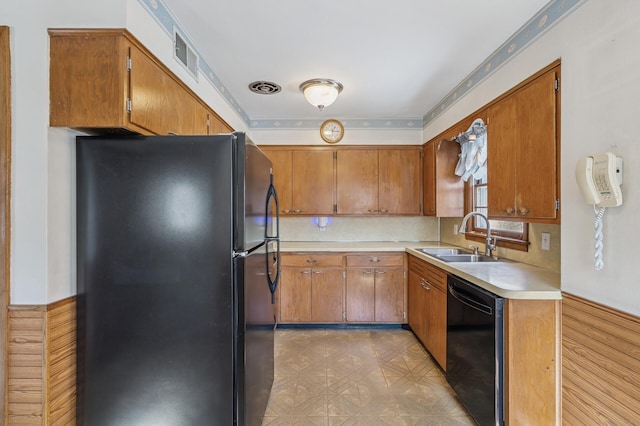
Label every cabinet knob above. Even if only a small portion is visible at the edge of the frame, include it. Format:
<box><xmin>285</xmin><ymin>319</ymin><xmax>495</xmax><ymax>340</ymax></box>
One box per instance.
<box><xmin>429</xmin><ymin>208</ymin><xmax>435</xmax><ymax>213</ymax></box>
<box><xmin>519</xmin><ymin>207</ymin><xmax>530</xmax><ymax>216</ymax></box>
<box><xmin>504</xmin><ymin>208</ymin><xmax>515</xmax><ymax>215</ymax></box>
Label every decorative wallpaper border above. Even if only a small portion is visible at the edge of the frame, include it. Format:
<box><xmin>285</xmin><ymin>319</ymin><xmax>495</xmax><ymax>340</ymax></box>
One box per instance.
<box><xmin>422</xmin><ymin>0</ymin><xmax>585</xmax><ymax>128</ymax></box>
<box><xmin>137</xmin><ymin>0</ymin><xmax>584</xmax><ymax>130</ymax></box>
<box><xmin>248</xmin><ymin>118</ymin><xmax>421</xmax><ymax>131</ymax></box>
<box><xmin>136</xmin><ymin>0</ymin><xmax>251</xmax><ymax>125</ymax></box>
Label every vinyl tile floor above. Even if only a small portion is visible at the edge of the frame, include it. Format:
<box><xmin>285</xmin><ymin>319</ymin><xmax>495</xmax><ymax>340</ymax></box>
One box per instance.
<box><xmin>262</xmin><ymin>328</ymin><xmax>475</xmax><ymax>425</ymax></box>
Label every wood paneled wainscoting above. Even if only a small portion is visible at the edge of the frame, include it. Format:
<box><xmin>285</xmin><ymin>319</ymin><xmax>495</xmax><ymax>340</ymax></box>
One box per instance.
<box><xmin>562</xmin><ymin>293</ymin><xmax>640</xmax><ymax>424</ymax></box>
<box><xmin>7</xmin><ymin>297</ymin><xmax>76</xmax><ymax>425</ymax></box>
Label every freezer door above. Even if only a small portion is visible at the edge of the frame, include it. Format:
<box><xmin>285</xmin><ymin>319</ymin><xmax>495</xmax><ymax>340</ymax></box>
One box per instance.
<box><xmin>235</xmin><ymin>134</ymin><xmax>273</xmax><ymax>251</ymax></box>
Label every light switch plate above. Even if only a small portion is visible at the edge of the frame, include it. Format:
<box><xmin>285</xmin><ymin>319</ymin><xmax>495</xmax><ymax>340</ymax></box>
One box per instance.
<box><xmin>541</xmin><ymin>232</ymin><xmax>551</xmax><ymax>251</ymax></box>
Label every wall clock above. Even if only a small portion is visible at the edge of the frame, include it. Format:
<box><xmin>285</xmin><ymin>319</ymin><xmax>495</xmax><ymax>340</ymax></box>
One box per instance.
<box><xmin>320</xmin><ymin>119</ymin><xmax>344</xmax><ymax>144</ymax></box>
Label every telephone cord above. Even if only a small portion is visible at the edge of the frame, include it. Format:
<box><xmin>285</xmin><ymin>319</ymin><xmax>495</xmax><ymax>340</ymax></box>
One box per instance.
<box><xmin>594</xmin><ymin>206</ymin><xmax>606</xmax><ymax>270</ymax></box>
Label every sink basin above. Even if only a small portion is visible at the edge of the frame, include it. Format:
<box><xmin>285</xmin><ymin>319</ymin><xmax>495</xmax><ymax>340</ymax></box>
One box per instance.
<box><xmin>417</xmin><ymin>248</ymin><xmax>470</xmax><ymax>256</ymax></box>
<box><xmin>435</xmin><ymin>254</ymin><xmax>501</xmax><ymax>263</ymax></box>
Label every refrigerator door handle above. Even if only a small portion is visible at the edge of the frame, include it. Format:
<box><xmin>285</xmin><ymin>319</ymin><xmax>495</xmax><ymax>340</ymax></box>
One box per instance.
<box><xmin>267</xmin><ymin>239</ymin><xmax>281</xmax><ymax>303</ymax></box>
<box><xmin>265</xmin><ymin>175</ymin><xmax>280</xmax><ymax>240</ymax></box>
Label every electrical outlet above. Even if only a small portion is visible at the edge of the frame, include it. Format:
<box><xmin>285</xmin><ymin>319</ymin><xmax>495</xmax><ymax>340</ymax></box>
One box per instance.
<box><xmin>453</xmin><ymin>224</ymin><xmax>458</xmax><ymax>235</ymax></box>
<box><xmin>541</xmin><ymin>232</ymin><xmax>551</xmax><ymax>251</ymax></box>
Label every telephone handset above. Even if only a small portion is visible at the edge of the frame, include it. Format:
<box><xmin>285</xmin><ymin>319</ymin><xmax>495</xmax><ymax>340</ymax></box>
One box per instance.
<box><xmin>575</xmin><ymin>152</ymin><xmax>623</xmax><ymax>271</ymax></box>
<box><xmin>575</xmin><ymin>152</ymin><xmax>623</xmax><ymax>207</ymax></box>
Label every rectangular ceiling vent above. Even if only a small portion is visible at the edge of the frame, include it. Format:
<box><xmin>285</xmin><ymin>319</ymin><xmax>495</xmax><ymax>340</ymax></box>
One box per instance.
<box><xmin>173</xmin><ymin>28</ymin><xmax>199</xmax><ymax>81</ymax></box>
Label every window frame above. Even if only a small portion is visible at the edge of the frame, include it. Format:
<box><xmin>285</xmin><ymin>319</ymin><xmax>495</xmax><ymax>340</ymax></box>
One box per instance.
<box><xmin>464</xmin><ymin>179</ymin><xmax>530</xmax><ymax>252</ymax></box>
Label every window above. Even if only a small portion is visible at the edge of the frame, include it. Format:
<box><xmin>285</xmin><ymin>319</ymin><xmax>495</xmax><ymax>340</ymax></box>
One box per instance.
<box><xmin>466</xmin><ymin>173</ymin><xmax>529</xmax><ymax>251</ymax></box>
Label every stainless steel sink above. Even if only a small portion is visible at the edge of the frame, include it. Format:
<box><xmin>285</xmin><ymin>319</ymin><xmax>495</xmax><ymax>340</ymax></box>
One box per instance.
<box><xmin>435</xmin><ymin>254</ymin><xmax>501</xmax><ymax>263</ymax></box>
<box><xmin>417</xmin><ymin>248</ymin><xmax>470</xmax><ymax>256</ymax></box>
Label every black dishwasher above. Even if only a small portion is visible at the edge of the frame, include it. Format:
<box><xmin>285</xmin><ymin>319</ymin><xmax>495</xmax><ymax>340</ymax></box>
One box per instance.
<box><xmin>446</xmin><ymin>274</ymin><xmax>504</xmax><ymax>426</ymax></box>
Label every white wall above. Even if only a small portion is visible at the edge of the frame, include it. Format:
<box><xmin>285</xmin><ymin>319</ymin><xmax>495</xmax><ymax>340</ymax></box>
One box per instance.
<box><xmin>5</xmin><ymin>0</ymin><xmax>128</xmax><ymax>304</ymax></box>
<box><xmin>423</xmin><ymin>0</ymin><xmax>640</xmax><ymax>315</ymax></box>
<box><xmin>5</xmin><ymin>0</ymin><xmax>250</xmax><ymax>304</ymax></box>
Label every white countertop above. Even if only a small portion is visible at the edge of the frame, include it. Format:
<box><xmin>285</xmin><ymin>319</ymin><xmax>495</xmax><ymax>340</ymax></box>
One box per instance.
<box><xmin>280</xmin><ymin>241</ymin><xmax>561</xmax><ymax>300</ymax></box>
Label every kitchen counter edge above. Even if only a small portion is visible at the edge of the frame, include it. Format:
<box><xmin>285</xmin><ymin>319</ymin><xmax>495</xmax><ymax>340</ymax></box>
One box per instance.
<box><xmin>279</xmin><ymin>241</ymin><xmax>561</xmax><ymax>300</ymax></box>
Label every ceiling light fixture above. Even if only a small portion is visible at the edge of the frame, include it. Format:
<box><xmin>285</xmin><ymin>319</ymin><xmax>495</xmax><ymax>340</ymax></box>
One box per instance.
<box><xmin>299</xmin><ymin>79</ymin><xmax>343</xmax><ymax>111</ymax></box>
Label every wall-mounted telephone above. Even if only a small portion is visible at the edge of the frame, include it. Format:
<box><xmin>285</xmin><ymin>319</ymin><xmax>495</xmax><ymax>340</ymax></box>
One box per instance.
<box><xmin>575</xmin><ymin>152</ymin><xmax>623</xmax><ymax>207</ymax></box>
<box><xmin>575</xmin><ymin>152</ymin><xmax>623</xmax><ymax>271</ymax></box>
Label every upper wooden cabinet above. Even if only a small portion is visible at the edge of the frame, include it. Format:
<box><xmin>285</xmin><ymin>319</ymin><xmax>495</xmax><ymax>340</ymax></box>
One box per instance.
<box><xmin>423</xmin><ymin>137</ymin><xmax>463</xmax><ymax>217</ymax></box>
<box><xmin>337</xmin><ymin>148</ymin><xmax>421</xmax><ymax>215</ymax></box>
<box><xmin>49</xmin><ymin>29</ymin><xmax>232</xmax><ymax>135</ymax></box>
<box><xmin>486</xmin><ymin>64</ymin><xmax>560</xmax><ymax>223</ymax></box>
<box><xmin>261</xmin><ymin>147</ymin><xmax>335</xmax><ymax>215</ymax></box>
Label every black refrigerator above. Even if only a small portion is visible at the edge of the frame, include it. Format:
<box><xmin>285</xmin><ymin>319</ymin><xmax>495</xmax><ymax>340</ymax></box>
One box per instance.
<box><xmin>76</xmin><ymin>132</ymin><xmax>280</xmax><ymax>426</ymax></box>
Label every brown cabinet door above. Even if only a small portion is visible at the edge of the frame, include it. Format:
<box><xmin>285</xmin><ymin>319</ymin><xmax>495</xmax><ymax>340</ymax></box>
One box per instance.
<box><xmin>262</xmin><ymin>149</ymin><xmax>293</xmax><ymax>214</ymax></box>
<box><xmin>408</xmin><ymin>269</ymin><xmax>427</xmax><ymax>344</ymax></box>
<box><xmin>514</xmin><ymin>70</ymin><xmax>558</xmax><ymax>221</ymax></box>
<box><xmin>378</xmin><ymin>149</ymin><xmax>421</xmax><ymax>215</ymax></box>
<box><xmin>310</xmin><ymin>268</ymin><xmax>344</xmax><ymax>322</ymax></box>
<box><xmin>346</xmin><ymin>269</ymin><xmax>375</xmax><ymax>322</ymax></box>
<box><xmin>279</xmin><ymin>267</ymin><xmax>312</xmax><ymax>322</ymax></box>
<box><xmin>427</xmin><ymin>286</ymin><xmax>447</xmax><ymax>370</ymax></box>
<box><xmin>487</xmin><ymin>66</ymin><xmax>559</xmax><ymax>222</ymax></box>
<box><xmin>337</xmin><ymin>149</ymin><xmax>379</xmax><ymax>214</ymax></box>
<box><xmin>129</xmin><ymin>45</ymin><xmax>207</xmax><ymax>135</ymax></box>
<box><xmin>423</xmin><ymin>142</ymin><xmax>436</xmax><ymax>216</ymax></box>
<box><xmin>374</xmin><ymin>267</ymin><xmax>405</xmax><ymax>322</ymax></box>
<box><xmin>49</xmin><ymin>32</ymin><xmax>129</xmax><ymax>129</ymax></box>
<box><xmin>292</xmin><ymin>150</ymin><xmax>335</xmax><ymax>215</ymax></box>
<box><xmin>487</xmin><ymin>95</ymin><xmax>518</xmax><ymax>218</ymax></box>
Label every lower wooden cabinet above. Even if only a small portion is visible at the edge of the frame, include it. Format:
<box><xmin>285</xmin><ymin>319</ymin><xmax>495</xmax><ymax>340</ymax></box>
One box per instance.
<box><xmin>408</xmin><ymin>255</ymin><xmax>447</xmax><ymax>369</ymax></box>
<box><xmin>277</xmin><ymin>252</ymin><xmax>407</xmax><ymax>324</ymax></box>
<box><xmin>345</xmin><ymin>254</ymin><xmax>405</xmax><ymax>323</ymax></box>
<box><xmin>279</xmin><ymin>253</ymin><xmax>344</xmax><ymax>323</ymax></box>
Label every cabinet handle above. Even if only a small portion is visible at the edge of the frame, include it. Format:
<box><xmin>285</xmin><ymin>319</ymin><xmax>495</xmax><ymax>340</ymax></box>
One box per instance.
<box><xmin>429</xmin><ymin>208</ymin><xmax>435</xmax><ymax>213</ymax></box>
<box><xmin>313</xmin><ymin>270</ymin><xmax>324</xmax><ymax>275</ymax></box>
<box><xmin>300</xmin><ymin>270</ymin><xmax>311</xmax><ymax>275</ymax></box>
<box><xmin>380</xmin><ymin>209</ymin><xmax>389</xmax><ymax>213</ymax></box>
<box><xmin>369</xmin><ymin>257</ymin><xmax>380</xmax><ymax>263</ymax></box>
<box><xmin>294</xmin><ymin>209</ymin><xmax>302</xmax><ymax>213</ymax></box>
<box><xmin>519</xmin><ymin>207</ymin><xmax>530</xmax><ymax>216</ymax></box>
<box><xmin>282</xmin><ymin>209</ymin><xmax>291</xmax><ymax>213</ymax></box>
<box><xmin>306</xmin><ymin>259</ymin><xmax>318</xmax><ymax>264</ymax></box>
<box><xmin>363</xmin><ymin>270</ymin><xmax>375</xmax><ymax>275</ymax></box>
<box><xmin>504</xmin><ymin>208</ymin><xmax>515</xmax><ymax>215</ymax></box>
<box><xmin>376</xmin><ymin>270</ymin><xmax>387</xmax><ymax>275</ymax></box>
<box><xmin>367</xmin><ymin>209</ymin><xmax>376</xmax><ymax>213</ymax></box>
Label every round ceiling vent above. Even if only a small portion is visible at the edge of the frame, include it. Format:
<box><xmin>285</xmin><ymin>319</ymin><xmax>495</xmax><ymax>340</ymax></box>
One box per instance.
<box><xmin>248</xmin><ymin>81</ymin><xmax>282</xmax><ymax>95</ymax></box>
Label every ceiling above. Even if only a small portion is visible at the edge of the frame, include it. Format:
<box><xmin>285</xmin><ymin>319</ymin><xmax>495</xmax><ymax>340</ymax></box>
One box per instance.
<box><xmin>159</xmin><ymin>0</ymin><xmax>551</xmax><ymax>123</ymax></box>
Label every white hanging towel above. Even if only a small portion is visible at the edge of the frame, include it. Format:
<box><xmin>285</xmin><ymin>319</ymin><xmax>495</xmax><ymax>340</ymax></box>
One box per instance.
<box><xmin>454</xmin><ymin>118</ymin><xmax>487</xmax><ymax>181</ymax></box>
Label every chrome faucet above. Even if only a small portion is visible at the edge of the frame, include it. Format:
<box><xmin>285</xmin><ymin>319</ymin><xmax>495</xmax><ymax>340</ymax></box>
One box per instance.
<box><xmin>459</xmin><ymin>212</ymin><xmax>496</xmax><ymax>257</ymax></box>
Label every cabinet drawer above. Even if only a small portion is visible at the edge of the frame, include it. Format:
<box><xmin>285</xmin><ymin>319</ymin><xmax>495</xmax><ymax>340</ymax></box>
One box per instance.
<box><xmin>281</xmin><ymin>253</ymin><xmax>344</xmax><ymax>267</ymax></box>
<box><xmin>409</xmin><ymin>256</ymin><xmax>429</xmax><ymax>276</ymax></box>
<box><xmin>425</xmin><ymin>263</ymin><xmax>447</xmax><ymax>292</ymax></box>
<box><xmin>409</xmin><ymin>256</ymin><xmax>446</xmax><ymax>292</ymax></box>
<box><xmin>346</xmin><ymin>254</ymin><xmax>404</xmax><ymax>267</ymax></box>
